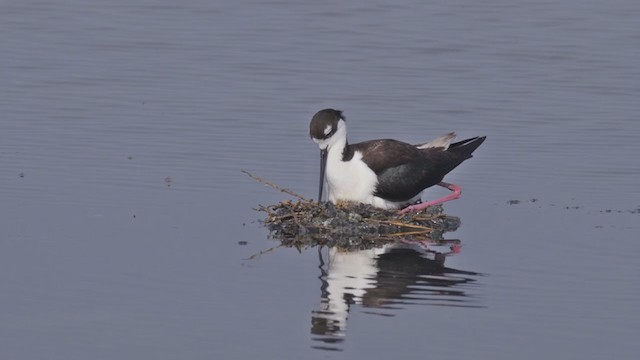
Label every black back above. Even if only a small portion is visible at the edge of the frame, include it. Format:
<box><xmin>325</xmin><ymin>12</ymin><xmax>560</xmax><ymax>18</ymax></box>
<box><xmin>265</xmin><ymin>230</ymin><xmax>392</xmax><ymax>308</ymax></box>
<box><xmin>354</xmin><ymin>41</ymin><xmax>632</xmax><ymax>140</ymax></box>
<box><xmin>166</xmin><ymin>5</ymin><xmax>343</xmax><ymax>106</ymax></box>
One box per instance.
<box><xmin>349</xmin><ymin>136</ymin><xmax>486</xmax><ymax>202</ymax></box>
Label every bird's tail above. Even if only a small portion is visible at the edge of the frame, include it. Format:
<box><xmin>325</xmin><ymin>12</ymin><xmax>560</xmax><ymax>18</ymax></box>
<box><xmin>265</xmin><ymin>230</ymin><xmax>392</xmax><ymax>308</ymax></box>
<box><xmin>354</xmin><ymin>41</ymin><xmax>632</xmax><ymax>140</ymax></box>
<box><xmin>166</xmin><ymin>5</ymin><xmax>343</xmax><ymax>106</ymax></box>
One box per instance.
<box><xmin>416</xmin><ymin>132</ymin><xmax>457</xmax><ymax>150</ymax></box>
<box><xmin>448</xmin><ymin>136</ymin><xmax>486</xmax><ymax>158</ymax></box>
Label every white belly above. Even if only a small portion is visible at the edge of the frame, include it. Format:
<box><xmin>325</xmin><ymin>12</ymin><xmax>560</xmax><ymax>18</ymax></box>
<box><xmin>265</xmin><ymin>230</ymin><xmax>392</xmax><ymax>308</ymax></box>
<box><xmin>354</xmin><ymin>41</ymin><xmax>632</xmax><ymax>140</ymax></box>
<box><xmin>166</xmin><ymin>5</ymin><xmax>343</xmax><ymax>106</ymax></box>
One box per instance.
<box><xmin>324</xmin><ymin>150</ymin><xmax>414</xmax><ymax>210</ymax></box>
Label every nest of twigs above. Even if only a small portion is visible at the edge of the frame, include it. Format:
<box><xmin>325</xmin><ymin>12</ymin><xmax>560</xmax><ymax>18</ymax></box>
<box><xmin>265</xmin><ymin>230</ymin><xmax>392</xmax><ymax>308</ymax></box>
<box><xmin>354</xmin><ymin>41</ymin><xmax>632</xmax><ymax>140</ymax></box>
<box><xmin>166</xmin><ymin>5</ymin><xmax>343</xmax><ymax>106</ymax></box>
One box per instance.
<box><xmin>244</xmin><ymin>170</ymin><xmax>461</xmax><ymax>251</ymax></box>
<box><xmin>257</xmin><ymin>199</ymin><xmax>460</xmax><ymax>249</ymax></box>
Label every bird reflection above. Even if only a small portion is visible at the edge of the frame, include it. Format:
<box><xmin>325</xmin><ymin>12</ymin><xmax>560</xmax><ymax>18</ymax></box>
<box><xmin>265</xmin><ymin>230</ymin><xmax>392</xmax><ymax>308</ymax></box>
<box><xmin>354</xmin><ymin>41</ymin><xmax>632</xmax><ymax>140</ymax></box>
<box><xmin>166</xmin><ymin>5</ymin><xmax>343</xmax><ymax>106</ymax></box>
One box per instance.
<box><xmin>310</xmin><ymin>243</ymin><xmax>479</xmax><ymax>350</ymax></box>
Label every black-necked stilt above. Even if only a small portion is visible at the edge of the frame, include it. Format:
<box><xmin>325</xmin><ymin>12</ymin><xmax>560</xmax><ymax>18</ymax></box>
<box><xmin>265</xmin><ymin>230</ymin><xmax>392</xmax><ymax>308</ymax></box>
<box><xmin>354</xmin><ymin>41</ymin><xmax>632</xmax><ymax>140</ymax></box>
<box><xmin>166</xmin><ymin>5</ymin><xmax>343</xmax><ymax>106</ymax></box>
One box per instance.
<box><xmin>309</xmin><ymin>109</ymin><xmax>486</xmax><ymax>213</ymax></box>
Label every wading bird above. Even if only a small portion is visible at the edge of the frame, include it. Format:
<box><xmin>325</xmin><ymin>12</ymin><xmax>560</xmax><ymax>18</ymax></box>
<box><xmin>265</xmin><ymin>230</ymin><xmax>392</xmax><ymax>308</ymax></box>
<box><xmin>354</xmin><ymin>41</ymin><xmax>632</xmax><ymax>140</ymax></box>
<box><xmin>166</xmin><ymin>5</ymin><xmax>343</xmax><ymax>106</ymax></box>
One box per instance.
<box><xmin>309</xmin><ymin>109</ymin><xmax>485</xmax><ymax>213</ymax></box>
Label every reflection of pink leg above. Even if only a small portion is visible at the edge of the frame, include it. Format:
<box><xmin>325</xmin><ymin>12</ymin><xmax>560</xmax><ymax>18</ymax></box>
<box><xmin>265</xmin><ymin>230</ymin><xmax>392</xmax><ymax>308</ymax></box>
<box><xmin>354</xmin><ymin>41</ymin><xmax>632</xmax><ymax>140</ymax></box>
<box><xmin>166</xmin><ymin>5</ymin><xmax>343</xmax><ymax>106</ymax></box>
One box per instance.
<box><xmin>399</xmin><ymin>182</ymin><xmax>462</xmax><ymax>214</ymax></box>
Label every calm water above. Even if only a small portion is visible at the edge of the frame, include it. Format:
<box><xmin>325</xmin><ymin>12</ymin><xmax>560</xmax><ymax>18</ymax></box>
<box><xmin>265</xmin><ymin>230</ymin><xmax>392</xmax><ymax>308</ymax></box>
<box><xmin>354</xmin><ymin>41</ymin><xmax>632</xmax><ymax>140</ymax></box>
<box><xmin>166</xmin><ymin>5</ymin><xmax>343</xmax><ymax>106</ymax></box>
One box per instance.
<box><xmin>1</xmin><ymin>0</ymin><xmax>639</xmax><ymax>359</ymax></box>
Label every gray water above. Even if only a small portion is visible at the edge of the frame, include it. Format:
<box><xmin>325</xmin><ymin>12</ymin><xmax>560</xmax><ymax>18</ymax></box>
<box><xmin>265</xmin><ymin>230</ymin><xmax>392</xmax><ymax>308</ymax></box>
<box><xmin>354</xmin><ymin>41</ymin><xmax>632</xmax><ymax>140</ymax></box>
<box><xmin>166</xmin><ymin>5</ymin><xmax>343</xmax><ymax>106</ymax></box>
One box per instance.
<box><xmin>1</xmin><ymin>0</ymin><xmax>639</xmax><ymax>359</ymax></box>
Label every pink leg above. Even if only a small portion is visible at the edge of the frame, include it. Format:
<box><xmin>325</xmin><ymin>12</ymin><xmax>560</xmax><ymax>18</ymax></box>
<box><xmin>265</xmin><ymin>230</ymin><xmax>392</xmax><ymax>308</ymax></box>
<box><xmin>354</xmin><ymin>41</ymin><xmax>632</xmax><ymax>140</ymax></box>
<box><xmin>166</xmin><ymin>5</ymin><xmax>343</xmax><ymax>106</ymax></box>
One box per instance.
<box><xmin>398</xmin><ymin>182</ymin><xmax>462</xmax><ymax>214</ymax></box>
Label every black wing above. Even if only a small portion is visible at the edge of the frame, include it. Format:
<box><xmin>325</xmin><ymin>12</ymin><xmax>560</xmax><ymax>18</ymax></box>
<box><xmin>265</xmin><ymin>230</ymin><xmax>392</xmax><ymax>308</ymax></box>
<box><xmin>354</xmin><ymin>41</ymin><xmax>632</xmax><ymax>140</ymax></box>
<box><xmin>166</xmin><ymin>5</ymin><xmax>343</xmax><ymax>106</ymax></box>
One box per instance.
<box><xmin>353</xmin><ymin>137</ymin><xmax>486</xmax><ymax>202</ymax></box>
<box><xmin>349</xmin><ymin>139</ymin><xmax>423</xmax><ymax>174</ymax></box>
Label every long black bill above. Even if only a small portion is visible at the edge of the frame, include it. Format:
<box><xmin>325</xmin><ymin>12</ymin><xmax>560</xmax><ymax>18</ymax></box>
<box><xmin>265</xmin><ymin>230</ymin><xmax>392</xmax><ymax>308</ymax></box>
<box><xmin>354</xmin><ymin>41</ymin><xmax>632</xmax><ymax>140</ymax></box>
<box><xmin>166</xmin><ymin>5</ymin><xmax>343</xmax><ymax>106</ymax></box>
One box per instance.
<box><xmin>318</xmin><ymin>149</ymin><xmax>328</xmax><ymax>203</ymax></box>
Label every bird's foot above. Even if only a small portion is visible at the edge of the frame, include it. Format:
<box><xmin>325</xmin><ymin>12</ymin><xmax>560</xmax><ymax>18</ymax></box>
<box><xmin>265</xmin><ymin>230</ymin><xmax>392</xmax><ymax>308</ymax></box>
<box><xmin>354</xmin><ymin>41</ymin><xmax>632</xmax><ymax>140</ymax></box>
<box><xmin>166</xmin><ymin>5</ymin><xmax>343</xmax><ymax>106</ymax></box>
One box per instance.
<box><xmin>398</xmin><ymin>182</ymin><xmax>462</xmax><ymax>214</ymax></box>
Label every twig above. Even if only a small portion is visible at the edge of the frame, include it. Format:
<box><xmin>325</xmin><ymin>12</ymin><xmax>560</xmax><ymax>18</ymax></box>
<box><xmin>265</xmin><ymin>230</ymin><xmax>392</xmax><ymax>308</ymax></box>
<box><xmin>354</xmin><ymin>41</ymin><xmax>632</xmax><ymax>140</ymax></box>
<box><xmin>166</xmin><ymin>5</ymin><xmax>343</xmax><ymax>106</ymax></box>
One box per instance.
<box><xmin>243</xmin><ymin>244</ymin><xmax>282</xmax><ymax>261</ymax></box>
<box><xmin>385</xmin><ymin>230</ymin><xmax>432</xmax><ymax>237</ymax></box>
<box><xmin>373</xmin><ymin>219</ymin><xmax>434</xmax><ymax>232</ymax></box>
<box><xmin>241</xmin><ymin>170</ymin><xmax>310</xmax><ymax>201</ymax></box>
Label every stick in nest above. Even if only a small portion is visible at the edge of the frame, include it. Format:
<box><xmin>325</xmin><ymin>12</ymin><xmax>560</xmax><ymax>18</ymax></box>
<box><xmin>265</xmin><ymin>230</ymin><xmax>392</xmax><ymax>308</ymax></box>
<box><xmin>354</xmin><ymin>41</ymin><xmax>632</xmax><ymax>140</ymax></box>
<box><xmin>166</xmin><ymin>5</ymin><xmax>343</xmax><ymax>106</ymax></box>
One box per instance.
<box><xmin>243</xmin><ymin>244</ymin><xmax>282</xmax><ymax>261</ymax></box>
<box><xmin>241</xmin><ymin>170</ymin><xmax>310</xmax><ymax>201</ymax></box>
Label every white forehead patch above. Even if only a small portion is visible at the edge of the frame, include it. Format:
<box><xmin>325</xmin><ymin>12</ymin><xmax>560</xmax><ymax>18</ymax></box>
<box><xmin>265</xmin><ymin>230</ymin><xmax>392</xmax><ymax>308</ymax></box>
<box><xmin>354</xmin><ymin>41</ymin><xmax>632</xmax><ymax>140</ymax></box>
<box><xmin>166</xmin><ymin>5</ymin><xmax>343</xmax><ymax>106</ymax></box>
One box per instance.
<box><xmin>324</xmin><ymin>124</ymin><xmax>333</xmax><ymax>136</ymax></box>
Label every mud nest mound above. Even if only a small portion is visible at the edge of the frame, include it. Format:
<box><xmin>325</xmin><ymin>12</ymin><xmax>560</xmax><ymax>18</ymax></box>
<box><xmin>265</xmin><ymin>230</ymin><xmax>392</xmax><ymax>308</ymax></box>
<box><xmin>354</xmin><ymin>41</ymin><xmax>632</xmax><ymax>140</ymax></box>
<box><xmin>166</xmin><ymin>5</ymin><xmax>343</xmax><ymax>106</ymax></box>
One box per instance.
<box><xmin>257</xmin><ymin>199</ymin><xmax>461</xmax><ymax>250</ymax></box>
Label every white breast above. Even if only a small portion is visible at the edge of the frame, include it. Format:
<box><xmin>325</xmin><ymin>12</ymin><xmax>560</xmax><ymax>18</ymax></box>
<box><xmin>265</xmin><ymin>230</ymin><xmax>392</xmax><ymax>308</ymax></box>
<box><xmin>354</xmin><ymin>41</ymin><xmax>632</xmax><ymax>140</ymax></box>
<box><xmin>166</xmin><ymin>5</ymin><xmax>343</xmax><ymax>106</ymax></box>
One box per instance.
<box><xmin>325</xmin><ymin>150</ymin><xmax>378</xmax><ymax>204</ymax></box>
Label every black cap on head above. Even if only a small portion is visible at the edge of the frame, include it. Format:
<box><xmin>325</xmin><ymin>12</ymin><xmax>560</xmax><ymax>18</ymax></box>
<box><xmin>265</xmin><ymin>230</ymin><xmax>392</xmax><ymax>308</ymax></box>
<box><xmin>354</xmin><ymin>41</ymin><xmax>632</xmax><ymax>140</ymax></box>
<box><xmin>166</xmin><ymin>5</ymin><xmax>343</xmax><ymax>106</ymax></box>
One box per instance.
<box><xmin>309</xmin><ymin>109</ymin><xmax>344</xmax><ymax>140</ymax></box>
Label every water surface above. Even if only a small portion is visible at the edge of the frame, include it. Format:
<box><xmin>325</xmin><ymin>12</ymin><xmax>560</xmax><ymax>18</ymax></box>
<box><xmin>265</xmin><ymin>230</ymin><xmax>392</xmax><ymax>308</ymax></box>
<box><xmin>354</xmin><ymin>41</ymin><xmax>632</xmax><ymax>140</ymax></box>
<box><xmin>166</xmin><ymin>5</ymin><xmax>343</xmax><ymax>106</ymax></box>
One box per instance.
<box><xmin>1</xmin><ymin>0</ymin><xmax>639</xmax><ymax>359</ymax></box>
